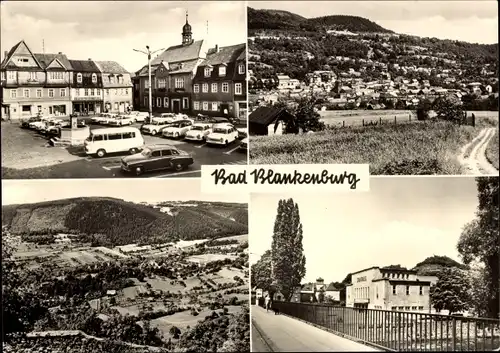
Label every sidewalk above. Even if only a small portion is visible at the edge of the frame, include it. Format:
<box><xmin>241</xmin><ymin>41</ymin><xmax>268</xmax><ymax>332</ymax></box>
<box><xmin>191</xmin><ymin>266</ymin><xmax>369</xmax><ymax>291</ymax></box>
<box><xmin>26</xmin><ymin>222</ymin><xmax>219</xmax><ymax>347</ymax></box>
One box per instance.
<box><xmin>251</xmin><ymin>305</ymin><xmax>378</xmax><ymax>352</ymax></box>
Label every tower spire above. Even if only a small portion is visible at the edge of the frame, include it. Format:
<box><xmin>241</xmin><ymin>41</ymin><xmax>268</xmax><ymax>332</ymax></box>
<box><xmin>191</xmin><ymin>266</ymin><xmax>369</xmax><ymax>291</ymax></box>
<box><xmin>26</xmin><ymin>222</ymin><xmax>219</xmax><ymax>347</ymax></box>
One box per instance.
<box><xmin>186</xmin><ymin>10</ymin><xmax>188</xmax><ymax>24</ymax></box>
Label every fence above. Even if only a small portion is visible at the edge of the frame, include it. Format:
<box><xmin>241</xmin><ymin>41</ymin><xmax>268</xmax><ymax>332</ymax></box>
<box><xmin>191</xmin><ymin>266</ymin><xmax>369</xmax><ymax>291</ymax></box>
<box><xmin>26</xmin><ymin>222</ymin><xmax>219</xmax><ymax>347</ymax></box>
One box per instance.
<box><xmin>270</xmin><ymin>301</ymin><xmax>500</xmax><ymax>352</ymax></box>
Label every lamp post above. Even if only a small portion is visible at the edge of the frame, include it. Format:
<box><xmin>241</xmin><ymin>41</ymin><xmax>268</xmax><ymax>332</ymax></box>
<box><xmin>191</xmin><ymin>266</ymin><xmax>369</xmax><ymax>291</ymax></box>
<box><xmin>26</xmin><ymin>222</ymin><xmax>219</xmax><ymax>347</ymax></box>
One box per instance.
<box><xmin>133</xmin><ymin>46</ymin><xmax>164</xmax><ymax>121</ymax></box>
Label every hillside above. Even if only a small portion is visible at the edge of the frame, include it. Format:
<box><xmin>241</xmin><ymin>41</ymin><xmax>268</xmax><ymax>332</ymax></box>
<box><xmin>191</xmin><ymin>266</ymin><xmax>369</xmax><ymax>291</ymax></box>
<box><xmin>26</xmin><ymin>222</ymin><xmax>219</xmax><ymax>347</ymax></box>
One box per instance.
<box><xmin>413</xmin><ymin>255</ymin><xmax>468</xmax><ymax>276</ymax></box>
<box><xmin>248</xmin><ymin>7</ymin><xmax>392</xmax><ymax>33</ymax></box>
<box><xmin>2</xmin><ymin>197</ymin><xmax>248</xmax><ymax>246</ymax></box>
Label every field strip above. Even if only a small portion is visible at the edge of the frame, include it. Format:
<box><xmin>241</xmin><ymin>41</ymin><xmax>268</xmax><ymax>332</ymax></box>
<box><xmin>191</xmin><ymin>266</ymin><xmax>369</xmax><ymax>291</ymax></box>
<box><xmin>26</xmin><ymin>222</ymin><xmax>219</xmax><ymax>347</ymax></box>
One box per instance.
<box><xmin>458</xmin><ymin>128</ymin><xmax>498</xmax><ymax>175</ymax></box>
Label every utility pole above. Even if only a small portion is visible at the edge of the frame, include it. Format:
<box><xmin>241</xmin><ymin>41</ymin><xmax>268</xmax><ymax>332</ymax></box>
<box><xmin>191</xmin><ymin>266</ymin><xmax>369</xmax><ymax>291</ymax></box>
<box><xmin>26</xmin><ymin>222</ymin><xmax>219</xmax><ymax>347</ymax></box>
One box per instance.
<box><xmin>133</xmin><ymin>46</ymin><xmax>164</xmax><ymax>121</ymax></box>
<box><xmin>42</xmin><ymin>39</ymin><xmax>45</xmax><ymax>54</ymax></box>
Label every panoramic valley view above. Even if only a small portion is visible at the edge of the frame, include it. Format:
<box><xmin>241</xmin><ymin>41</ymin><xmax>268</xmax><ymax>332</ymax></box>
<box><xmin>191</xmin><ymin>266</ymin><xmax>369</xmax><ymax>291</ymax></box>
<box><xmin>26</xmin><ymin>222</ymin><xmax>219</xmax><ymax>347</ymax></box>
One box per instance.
<box><xmin>2</xmin><ymin>181</ymin><xmax>250</xmax><ymax>352</ymax></box>
<box><xmin>247</xmin><ymin>3</ymin><xmax>499</xmax><ymax>175</ymax></box>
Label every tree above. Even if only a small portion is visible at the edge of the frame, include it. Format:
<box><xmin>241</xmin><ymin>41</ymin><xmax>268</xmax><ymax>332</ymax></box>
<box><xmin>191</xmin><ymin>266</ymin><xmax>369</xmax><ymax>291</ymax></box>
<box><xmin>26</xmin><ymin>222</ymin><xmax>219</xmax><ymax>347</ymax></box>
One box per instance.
<box><xmin>271</xmin><ymin>199</ymin><xmax>306</xmax><ymax>301</ymax></box>
<box><xmin>251</xmin><ymin>250</ymin><xmax>273</xmax><ymax>292</ymax></box>
<box><xmin>457</xmin><ymin>177</ymin><xmax>499</xmax><ymax>318</ymax></box>
<box><xmin>277</xmin><ymin>97</ymin><xmax>325</xmax><ymax>134</ymax></box>
<box><xmin>430</xmin><ymin>267</ymin><xmax>471</xmax><ymax>315</ymax></box>
<box><xmin>169</xmin><ymin>326</ymin><xmax>181</xmax><ymax>339</ymax></box>
<box><xmin>416</xmin><ymin>98</ymin><xmax>432</xmax><ymax>120</ymax></box>
<box><xmin>433</xmin><ymin>96</ymin><xmax>465</xmax><ymax>122</ymax></box>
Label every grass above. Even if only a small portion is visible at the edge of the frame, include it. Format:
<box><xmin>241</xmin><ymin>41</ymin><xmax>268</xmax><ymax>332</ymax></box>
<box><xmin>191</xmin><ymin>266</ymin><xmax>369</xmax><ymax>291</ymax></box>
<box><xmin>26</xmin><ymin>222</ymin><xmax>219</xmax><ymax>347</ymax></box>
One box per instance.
<box><xmin>485</xmin><ymin>128</ymin><xmax>499</xmax><ymax>170</ymax></box>
<box><xmin>250</xmin><ymin>121</ymin><xmax>483</xmax><ymax>175</ymax></box>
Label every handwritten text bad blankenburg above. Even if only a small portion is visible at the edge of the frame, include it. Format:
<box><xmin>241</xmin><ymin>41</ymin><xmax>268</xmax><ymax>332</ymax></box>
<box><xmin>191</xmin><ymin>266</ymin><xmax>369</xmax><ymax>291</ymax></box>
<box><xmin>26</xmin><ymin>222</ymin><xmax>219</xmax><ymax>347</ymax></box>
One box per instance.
<box><xmin>211</xmin><ymin>168</ymin><xmax>361</xmax><ymax>190</ymax></box>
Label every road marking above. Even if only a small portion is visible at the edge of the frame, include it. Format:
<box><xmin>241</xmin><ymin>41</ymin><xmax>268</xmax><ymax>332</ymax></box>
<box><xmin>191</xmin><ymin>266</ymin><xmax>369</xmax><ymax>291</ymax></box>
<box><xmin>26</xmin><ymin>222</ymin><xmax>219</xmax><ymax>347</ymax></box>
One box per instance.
<box><xmin>223</xmin><ymin>160</ymin><xmax>247</xmax><ymax>165</ymax></box>
<box><xmin>102</xmin><ymin>165</ymin><xmax>121</xmax><ymax>171</ymax></box>
<box><xmin>223</xmin><ymin>145</ymin><xmax>242</xmax><ymax>155</ymax></box>
<box><xmin>86</xmin><ymin>156</ymin><xmax>122</xmax><ymax>162</ymax></box>
<box><xmin>195</xmin><ymin>143</ymin><xmax>207</xmax><ymax>148</ymax></box>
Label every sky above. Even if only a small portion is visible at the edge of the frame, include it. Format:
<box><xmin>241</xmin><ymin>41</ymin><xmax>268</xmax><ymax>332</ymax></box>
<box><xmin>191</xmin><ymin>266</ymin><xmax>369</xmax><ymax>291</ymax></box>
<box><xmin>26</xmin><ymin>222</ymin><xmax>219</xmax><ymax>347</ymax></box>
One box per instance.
<box><xmin>250</xmin><ymin>0</ymin><xmax>498</xmax><ymax>44</ymax></box>
<box><xmin>249</xmin><ymin>177</ymin><xmax>480</xmax><ymax>284</ymax></box>
<box><xmin>1</xmin><ymin>179</ymin><xmax>249</xmax><ymax>205</ymax></box>
<box><xmin>0</xmin><ymin>1</ymin><xmax>246</xmax><ymax>73</ymax></box>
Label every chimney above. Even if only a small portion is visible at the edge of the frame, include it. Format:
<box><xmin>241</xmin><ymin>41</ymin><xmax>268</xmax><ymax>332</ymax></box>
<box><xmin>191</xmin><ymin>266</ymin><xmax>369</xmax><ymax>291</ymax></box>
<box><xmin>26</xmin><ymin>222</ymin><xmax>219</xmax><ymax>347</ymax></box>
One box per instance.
<box><xmin>215</xmin><ymin>44</ymin><xmax>219</xmax><ymax>53</ymax></box>
<box><xmin>4</xmin><ymin>51</ymin><xmax>7</xmax><ymax>58</ymax></box>
<box><xmin>88</xmin><ymin>58</ymin><xmax>92</xmax><ymax>61</ymax></box>
<box><xmin>58</xmin><ymin>52</ymin><xmax>62</xmax><ymax>55</ymax></box>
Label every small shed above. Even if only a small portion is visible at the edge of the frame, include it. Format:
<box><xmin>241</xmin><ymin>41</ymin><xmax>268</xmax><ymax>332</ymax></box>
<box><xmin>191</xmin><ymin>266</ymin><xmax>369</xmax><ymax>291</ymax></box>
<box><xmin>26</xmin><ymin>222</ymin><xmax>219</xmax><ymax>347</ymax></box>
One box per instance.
<box><xmin>248</xmin><ymin>106</ymin><xmax>296</xmax><ymax>136</ymax></box>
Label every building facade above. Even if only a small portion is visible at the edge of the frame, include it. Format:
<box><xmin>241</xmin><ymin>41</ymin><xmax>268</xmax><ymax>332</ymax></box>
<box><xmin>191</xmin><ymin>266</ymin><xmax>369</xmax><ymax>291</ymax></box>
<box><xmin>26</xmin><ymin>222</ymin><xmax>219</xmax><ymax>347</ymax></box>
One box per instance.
<box><xmin>192</xmin><ymin>43</ymin><xmax>247</xmax><ymax>120</ymax></box>
<box><xmin>69</xmin><ymin>59</ymin><xmax>104</xmax><ymax>114</ymax></box>
<box><xmin>134</xmin><ymin>13</ymin><xmax>208</xmax><ymax>115</ymax></box>
<box><xmin>345</xmin><ymin>267</ymin><xmax>438</xmax><ymax>312</ymax></box>
<box><xmin>95</xmin><ymin>61</ymin><xmax>133</xmax><ymax>113</ymax></box>
<box><xmin>0</xmin><ymin>40</ymin><xmax>72</xmax><ymax>120</ymax></box>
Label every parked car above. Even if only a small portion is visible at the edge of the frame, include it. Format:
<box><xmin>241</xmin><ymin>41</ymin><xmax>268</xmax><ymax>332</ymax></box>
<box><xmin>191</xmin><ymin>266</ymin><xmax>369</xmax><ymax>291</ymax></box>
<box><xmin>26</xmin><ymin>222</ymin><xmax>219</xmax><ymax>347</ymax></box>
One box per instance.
<box><xmin>239</xmin><ymin>137</ymin><xmax>248</xmax><ymax>151</ymax></box>
<box><xmin>184</xmin><ymin>123</ymin><xmax>213</xmax><ymax>142</ymax></box>
<box><xmin>21</xmin><ymin>116</ymin><xmax>41</xmax><ymax>128</ymax></box>
<box><xmin>40</xmin><ymin>119</ymin><xmax>65</xmax><ymax>135</ymax></box>
<box><xmin>162</xmin><ymin>120</ymin><xmax>193</xmax><ymax>139</ymax></box>
<box><xmin>237</xmin><ymin>127</ymin><xmax>248</xmax><ymax>140</ymax></box>
<box><xmin>108</xmin><ymin>115</ymin><xmax>135</xmax><ymax>126</ymax></box>
<box><xmin>130</xmin><ymin>111</ymin><xmax>148</xmax><ymax>122</ymax></box>
<box><xmin>141</xmin><ymin>120</ymin><xmax>173</xmax><ymax>136</ymax></box>
<box><xmin>84</xmin><ymin>126</ymin><xmax>144</xmax><ymax>158</ymax></box>
<box><xmin>205</xmin><ymin>123</ymin><xmax>239</xmax><ymax>146</ymax></box>
<box><xmin>29</xmin><ymin>117</ymin><xmax>51</xmax><ymax>130</ymax></box>
<box><xmin>120</xmin><ymin>144</ymin><xmax>194</xmax><ymax>176</ymax></box>
<box><xmin>152</xmin><ymin>113</ymin><xmax>176</xmax><ymax>124</ymax></box>
<box><xmin>91</xmin><ymin>113</ymin><xmax>112</xmax><ymax>124</ymax></box>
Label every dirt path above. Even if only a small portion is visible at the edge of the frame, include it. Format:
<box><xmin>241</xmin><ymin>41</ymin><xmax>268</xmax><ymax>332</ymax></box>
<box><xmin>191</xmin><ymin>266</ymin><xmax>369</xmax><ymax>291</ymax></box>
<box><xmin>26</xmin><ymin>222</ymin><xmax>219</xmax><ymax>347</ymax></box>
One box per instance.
<box><xmin>458</xmin><ymin>127</ymin><xmax>499</xmax><ymax>175</ymax></box>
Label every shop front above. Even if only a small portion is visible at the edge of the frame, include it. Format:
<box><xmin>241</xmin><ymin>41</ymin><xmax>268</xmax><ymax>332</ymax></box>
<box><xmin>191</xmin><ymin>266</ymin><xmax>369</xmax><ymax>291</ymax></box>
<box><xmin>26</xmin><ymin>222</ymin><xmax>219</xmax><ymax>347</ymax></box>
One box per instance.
<box><xmin>72</xmin><ymin>99</ymin><xmax>103</xmax><ymax>115</ymax></box>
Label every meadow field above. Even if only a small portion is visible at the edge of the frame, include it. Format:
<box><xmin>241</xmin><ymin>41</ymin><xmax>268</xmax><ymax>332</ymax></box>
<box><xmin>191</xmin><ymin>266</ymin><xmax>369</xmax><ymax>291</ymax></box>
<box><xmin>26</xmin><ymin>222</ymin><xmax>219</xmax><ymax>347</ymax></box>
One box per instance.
<box><xmin>486</xmin><ymin>128</ymin><xmax>499</xmax><ymax>170</ymax></box>
<box><xmin>319</xmin><ymin>109</ymin><xmax>416</xmax><ymax>127</ymax></box>
<box><xmin>250</xmin><ymin>119</ymin><xmax>499</xmax><ymax>175</ymax></box>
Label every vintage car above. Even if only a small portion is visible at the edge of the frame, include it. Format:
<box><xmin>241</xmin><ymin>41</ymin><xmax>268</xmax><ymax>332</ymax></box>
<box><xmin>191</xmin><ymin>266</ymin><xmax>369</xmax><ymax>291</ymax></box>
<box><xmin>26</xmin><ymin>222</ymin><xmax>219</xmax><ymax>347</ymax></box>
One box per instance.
<box><xmin>161</xmin><ymin>120</ymin><xmax>193</xmax><ymax>139</ymax></box>
<box><xmin>120</xmin><ymin>144</ymin><xmax>194</xmax><ymax>176</ymax></box>
<box><xmin>91</xmin><ymin>113</ymin><xmax>111</xmax><ymax>124</ymax></box>
<box><xmin>239</xmin><ymin>137</ymin><xmax>248</xmax><ymax>151</ymax></box>
<box><xmin>29</xmin><ymin>117</ymin><xmax>52</xmax><ymax>130</ymax></box>
<box><xmin>129</xmin><ymin>111</ymin><xmax>148</xmax><ymax>122</ymax></box>
<box><xmin>184</xmin><ymin>123</ymin><xmax>213</xmax><ymax>142</ymax></box>
<box><xmin>108</xmin><ymin>115</ymin><xmax>135</xmax><ymax>126</ymax></box>
<box><xmin>151</xmin><ymin>113</ymin><xmax>176</xmax><ymax>124</ymax></box>
<box><xmin>205</xmin><ymin>123</ymin><xmax>239</xmax><ymax>146</ymax></box>
<box><xmin>39</xmin><ymin>119</ymin><xmax>65</xmax><ymax>134</ymax></box>
<box><xmin>141</xmin><ymin>120</ymin><xmax>173</xmax><ymax>136</ymax></box>
<box><xmin>21</xmin><ymin>116</ymin><xmax>42</xmax><ymax>128</ymax></box>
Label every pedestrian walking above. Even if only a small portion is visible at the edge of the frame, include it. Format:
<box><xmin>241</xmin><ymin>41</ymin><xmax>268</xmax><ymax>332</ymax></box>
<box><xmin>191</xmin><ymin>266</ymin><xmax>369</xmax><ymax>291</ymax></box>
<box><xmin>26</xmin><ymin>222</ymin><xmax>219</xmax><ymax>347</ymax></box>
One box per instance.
<box><xmin>265</xmin><ymin>294</ymin><xmax>271</xmax><ymax>312</ymax></box>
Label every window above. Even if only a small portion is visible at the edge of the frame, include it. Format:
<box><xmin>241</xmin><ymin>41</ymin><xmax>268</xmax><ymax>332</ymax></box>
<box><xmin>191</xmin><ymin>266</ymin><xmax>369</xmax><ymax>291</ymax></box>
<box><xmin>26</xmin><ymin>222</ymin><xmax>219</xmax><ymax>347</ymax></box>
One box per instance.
<box><xmin>22</xmin><ymin>105</ymin><xmax>31</xmax><ymax>112</ymax></box>
<box><xmin>92</xmin><ymin>89</ymin><xmax>96</xmax><ymax>96</ymax></box>
<box><xmin>7</xmin><ymin>71</ymin><xmax>16</xmax><ymax>80</ymax></box>
<box><xmin>175</xmin><ymin>77</ymin><xmax>184</xmax><ymax>89</ymax></box>
<box><xmin>84</xmin><ymin>89</ymin><xmax>89</xmax><ymax>96</ymax></box>
<box><xmin>204</xmin><ymin>67</ymin><xmax>211</xmax><ymax>77</ymax></box>
<box><xmin>412</xmin><ymin>306</ymin><xmax>417</xmax><ymax>310</ymax></box>
<box><xmin>161</xmin><ymin>150</ymin><xmax>172</xmax><ymax>156</ymax></box>
<box><xmin>418</xmin><ymin>306</ymin><xmax>424</xmax><ymax>310</ymax></box>
<box><xmin>193</xmin><ymin>101</ymin><xmax>200</xmax><ymax>110</ymax></box>
<box><xmin>211</xmin><ymin>102</ymin><xmax>218</xmax><ymax>111</ymax></box>
<box><xmin>419</xmin><ymin>286</ymin><xmax>423</xmax><ymax>295</ymax></box>
<box><xmin>10</xmin><ymin>89</ymin><xmax>17</xmax><ymax>98</ymax></box>
<box><xmin>0</xmin><ymin>71</ymin><xmax>5</xmax><ymax>80</ymax></box>
<box><xmin>36</xmin><ymin>89</ymin><xmax>42</xmax><ymax>98</ymax></box>
<box><xmin>144</xmin><ymin>97</ymin><xmax>148</xmax><ymax>106</ymax></box>
<box><xmin>119</xmin><ymin>77</ymin><xmax>123</xmax><ymax>84</ymax></box>
<box><xmin>23</xmin><ymin>89</ymin><xmax>30</xmax><ymax>98</ymax></box>
<box><xmin>92</xmin><ymin>73</ymin><xmax>97</xmax><ymax>84</ymax></box>
<box><xmin>171</xmin><ymin>149</ymin><xmax>179</xmax><ymax>155</ymax></box>
<box><xmin>219</xmin><ymin>66</ymin><xmax>226</xmax><ymax>76</ymax></box>
<box><xmin>211</xmin><ymin>83</ymin><xmax>218</xmax><ymax>93</ymax></box>
<box><xmin>164</xmin><ymin>97</ymin><xmax>169</xmax><ymax>108</ymax></box>
<box><xmin>406</xmin><ymin>286</ymin><xmax>410</xmax><ymax>295</ymax></box>
<box><xmin>110</xmin><ymin>76</ymin><xmax>115</xmax><ymax>84</ymax></box>
<box><xmin>398</xmin><ymin>306</ymin><xmax>404</xmax><ymax>310</ymax></box>
<box><xmin>114</xmin><ymin>103</ymin><xmax>118</xmax><ymax>110</ymax></box>
<box><xmin>203</xmin><ymin>101</ymin><xmax>209</xmax><ymax>111</ymax></box>
<box><xmin>77</xmin><ymin>73</ymin><xmax>82</xmax><ymax>83</ymax></box>
<box><xmin>158</xmin><ymin>79</ymin><xmax>166</xmax><ymax>88</ymax></box>
<box><xmin>151</xmin><ymin>151</ymin><xmax>161</xmax><ymax>157</ymax></box>
<box><xmin>125</xmin><ymin>89</ymin><xmax>128</xmax><ymax>95</ymax></box>
<box><xmin>392</xmin><ymin>285</ymin><xmax>396</xmax><ymax>295</ymax></box>
<box><xmin>235</xmin><ymin>83</ymin><xmax>242</xmax><ymax>95</ymax></box>
<box><xmin>157</xmin><ymin>97</ymin><xmax>162</xmax><ymax>107</ymax></box>
<box><xmin>106</xmin><ymin>89</ymin><xmax>109</xmax><ymax>96</ymax></box>
<box><xmin>29</xmin><ymin>72</ymin><xmax>36</xmax><ymax>80</ymax></box>
<box><xmin>123</xmin><ymin>132</ymin><xmax>135</xmax><ymax>139</ymax></box>
<box><xmin>182</xmin><ymin>98</ymin><xmax>189</xmax><ymax>109</ymax></box>
<box><xmin>405</xmin><ymin>306</ymin><xmax>410</xmax><ymax>311</ymax></box>
<box><xmin>222</xmin><ymin>82</ymin><xmax>229</xmax><ymax>93</ymax></box>
<box><xmin>96</xmin><ymin>89</ymin><xmax>101</xmax><ymax>96</ymax></box>
<box><xmin>75</xmin><ymin>89</ymin><xmax>80</xmax><ymax>97</ymax></box>
<box><xmin>238</xmin><ymin>64</ymin><xmax>245</xmax><ymax>74</ymax></box>
<box><xmin>193</xmin><ymin>84</ymin><xmax>199</xmax><ymax>93</ymax></box>
<box><xmin>48</xmin><ymin>89</ymin><xmax>54</xmax><ymax>98</ymax></box>
<box><xmin>93</xmin><ymin>134</ymin><xmax>105</xmax><ymax>141</ymax></box>
<box><xmin>49</xmin><ymin>72</ymin><xmax>63</xmax><ymax>80</ymax></box>
<box><xmin>108</xmin><ymin>133</ymin><xmax>122</xmax><ymax>141</ymax></box>
<box><xmin>60</xmin><ymin>89</ymin><xmax>66</xmax><ymax>97</ymax></box>
<box><xmin>202</xmin><ymin>83</ymin><xmax>209</xmax><ymax>93</ymax></box>
<box><xmin>17</xmin><ymin>58</ymin><xmax>28</xmax><ymax>63</ymax></box>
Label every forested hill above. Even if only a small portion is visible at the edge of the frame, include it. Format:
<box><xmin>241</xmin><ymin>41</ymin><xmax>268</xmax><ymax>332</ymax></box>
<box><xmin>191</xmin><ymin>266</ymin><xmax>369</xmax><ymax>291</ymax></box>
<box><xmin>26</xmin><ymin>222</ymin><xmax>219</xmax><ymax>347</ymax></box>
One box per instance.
<box><xmin>248</xmin><ymin>7</ymin><xmax>393</xmax><ymax>33</ymax></box>
<box><xmin>2</xmin><ymin>197</ymin><xmax>248</xmax><ymax>246</ymax></box>
<box><xmin>413</xmin><ymin>255</ymin><xmax>468</xmax><ymax>276</ymax></box>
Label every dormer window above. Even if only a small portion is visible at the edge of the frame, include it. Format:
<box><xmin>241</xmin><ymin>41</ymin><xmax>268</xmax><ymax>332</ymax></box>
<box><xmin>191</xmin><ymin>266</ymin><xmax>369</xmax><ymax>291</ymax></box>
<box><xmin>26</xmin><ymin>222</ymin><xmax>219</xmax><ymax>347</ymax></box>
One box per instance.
<box><xmin>204</xmin><ymin>67</ymin><xmax>211</xmax><ymax>77</ymax></box>
<box><xmin>238</xmin><ymin>64</ymin><xmax>245</xmax><ymax>75</ymax></box>
<box><xmin>92</xmin><ymin>73</ymin><xmax>97</xmax><ymax>84</ymax></box>
<box><xmin>77</xmin><ymin>73</ymin><xmax>83</xmax><ymax>83</ymax></box>
<box><xmin>219</xmin><ymin>66</ymin><xmax>226</xmax><ymax>77</ymax></box>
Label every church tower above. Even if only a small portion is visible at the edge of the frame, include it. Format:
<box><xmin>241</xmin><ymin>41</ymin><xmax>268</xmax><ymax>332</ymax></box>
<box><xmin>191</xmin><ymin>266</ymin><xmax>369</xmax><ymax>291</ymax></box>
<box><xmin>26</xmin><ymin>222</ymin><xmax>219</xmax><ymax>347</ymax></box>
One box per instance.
<box><xmin>182</xmin><ymin>11</ymin><xmax>193</xmax><ymax>46</ymax></box>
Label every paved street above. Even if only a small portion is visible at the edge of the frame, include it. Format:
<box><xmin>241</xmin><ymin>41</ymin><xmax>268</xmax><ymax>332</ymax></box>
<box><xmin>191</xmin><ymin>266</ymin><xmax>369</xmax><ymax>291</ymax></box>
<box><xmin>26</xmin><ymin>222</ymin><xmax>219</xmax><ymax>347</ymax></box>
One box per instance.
<box><xmin>1</xmin><ymin>120</ymin><xmax>247</xmax><ymax>179</ymax></box>
<box><xmin>251</xmin><ymin>306</ymin><xmax>378</xmax><ymax>352</ymax></box>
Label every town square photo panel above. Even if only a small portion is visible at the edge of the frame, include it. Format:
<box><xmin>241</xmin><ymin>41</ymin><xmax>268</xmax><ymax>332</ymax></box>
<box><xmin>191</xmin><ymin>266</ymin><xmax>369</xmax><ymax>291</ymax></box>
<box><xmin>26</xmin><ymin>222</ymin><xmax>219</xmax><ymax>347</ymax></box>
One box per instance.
<box><xmin>1</xmin><ymin>1</ymin><xmax>248</xmax><ymax>180</ymax></box>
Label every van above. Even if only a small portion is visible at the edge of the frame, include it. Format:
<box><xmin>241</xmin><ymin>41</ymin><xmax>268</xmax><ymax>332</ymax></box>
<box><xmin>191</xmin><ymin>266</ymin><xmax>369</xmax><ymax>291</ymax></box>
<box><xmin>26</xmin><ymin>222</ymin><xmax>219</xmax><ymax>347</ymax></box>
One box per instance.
<box><xmin>84</xmin><ymin>126</ymin><xmax>145</xmax><ymax>158</ymax></box>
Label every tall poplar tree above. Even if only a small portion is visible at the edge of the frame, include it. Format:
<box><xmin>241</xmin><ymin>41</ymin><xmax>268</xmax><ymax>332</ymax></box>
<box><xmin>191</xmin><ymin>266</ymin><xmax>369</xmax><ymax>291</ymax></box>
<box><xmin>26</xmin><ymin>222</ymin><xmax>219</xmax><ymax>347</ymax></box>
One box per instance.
<box><xmin>271</xmin><ymin>198</ymin><xmax>306</xmax><ymax>301</ymax></box>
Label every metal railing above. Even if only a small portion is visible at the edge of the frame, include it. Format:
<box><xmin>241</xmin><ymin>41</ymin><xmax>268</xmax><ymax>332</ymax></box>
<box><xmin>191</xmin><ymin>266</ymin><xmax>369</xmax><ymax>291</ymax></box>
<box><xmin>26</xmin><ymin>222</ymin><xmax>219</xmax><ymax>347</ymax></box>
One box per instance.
<box><xmin>270</xmin><ymin>301</ymin><xmax>500</xmax><ymax>351</ymax></box>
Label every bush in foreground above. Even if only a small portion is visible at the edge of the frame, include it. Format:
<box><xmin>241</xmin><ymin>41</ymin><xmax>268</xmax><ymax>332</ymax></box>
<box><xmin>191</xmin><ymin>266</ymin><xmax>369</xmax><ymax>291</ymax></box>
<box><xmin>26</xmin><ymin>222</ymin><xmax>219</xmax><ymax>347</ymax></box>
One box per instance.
<box><xmin>250</xmin><ymin>121</ymin><xmax>481</xmax><ymax>175</ymax></box>
<box><xmin>485</xmin><ymin>128</ymin><xmax>499</xmax><ymax>170</ymax></box>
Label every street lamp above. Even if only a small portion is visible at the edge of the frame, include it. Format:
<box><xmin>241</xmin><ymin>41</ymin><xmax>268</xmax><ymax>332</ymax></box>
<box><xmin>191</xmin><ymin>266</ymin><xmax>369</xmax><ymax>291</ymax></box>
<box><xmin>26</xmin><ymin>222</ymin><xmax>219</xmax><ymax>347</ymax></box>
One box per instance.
<box><xmin>133</xmin><ymin>45</ymin><xmax>165</xmax><ymax>121</ymax></box>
